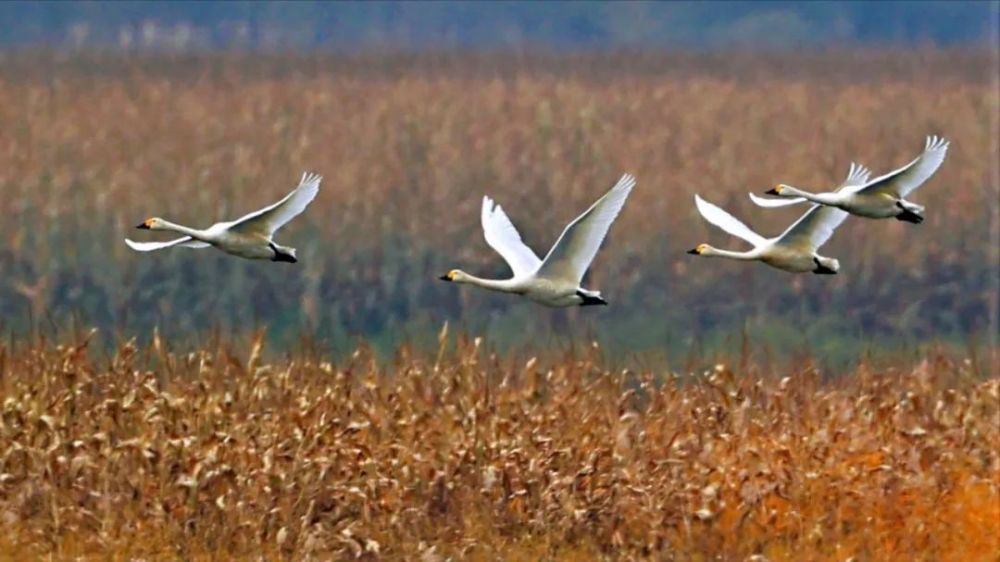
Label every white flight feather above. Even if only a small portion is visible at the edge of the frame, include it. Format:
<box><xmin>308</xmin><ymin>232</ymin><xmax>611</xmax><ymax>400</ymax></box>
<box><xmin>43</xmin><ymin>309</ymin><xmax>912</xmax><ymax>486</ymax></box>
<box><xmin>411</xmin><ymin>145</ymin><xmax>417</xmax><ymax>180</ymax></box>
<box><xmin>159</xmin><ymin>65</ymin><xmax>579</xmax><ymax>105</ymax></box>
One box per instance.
<box><xmin>856</xmin><ymin>135</ymin><xmax>949</xmax><ymax>198</ymax></box>
<box><xmin>229</xmin><ymin>172</ymin><xmax>322</xmax><ymax>235</ymax></box>
<box><xmin>694</xmin><ymin>194</ymin><xmax>767</xmax><ymax>248</ymax></box>
<box><xmin>536</xmin><ymin>173</ymin><xmax>636</xmax><ymax>285</ymax></box>
<box><xmin>124</xmin><ymin>237</ymin><xmax>211</xmax><ymax>252</ymax></box>
<box><xmin>481</xmin><ymin>195</ymin><xmax>542</xmax><ymax>278</ymax></box>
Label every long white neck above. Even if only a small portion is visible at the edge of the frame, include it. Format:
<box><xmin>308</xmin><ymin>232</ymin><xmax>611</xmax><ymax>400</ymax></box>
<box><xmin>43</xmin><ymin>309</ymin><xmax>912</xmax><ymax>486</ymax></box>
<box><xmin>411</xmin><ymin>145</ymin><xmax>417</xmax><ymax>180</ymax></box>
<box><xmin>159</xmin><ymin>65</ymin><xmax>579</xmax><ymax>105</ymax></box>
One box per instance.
<box><xmin>456</xmin><ymin>273</ymin><xmax>521</xmax><ymax>293</ymax></box>
<box><xmin>703</xmin><ymin>247</ymin><xmax>759</xmax><ymax>260</ymax></box>
<box><xmin>156</xmin><ymin>220</ymin><xmax>210</xmax><ymax>241</ymax></box>
<box><xmin>780</xmin><ymin>185</ymin><xmax>840</xmax><ymax>205</ymax></box>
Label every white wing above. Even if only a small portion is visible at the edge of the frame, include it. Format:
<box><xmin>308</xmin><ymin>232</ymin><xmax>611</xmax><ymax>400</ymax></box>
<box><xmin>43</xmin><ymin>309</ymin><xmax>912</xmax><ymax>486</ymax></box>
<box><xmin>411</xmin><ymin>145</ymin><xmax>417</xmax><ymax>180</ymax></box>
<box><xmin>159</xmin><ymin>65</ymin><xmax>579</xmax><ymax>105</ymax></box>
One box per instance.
<box><xmin>536</xmin><ymin>173</ymin><xmax>636</xmax><ymax>285</ymax></box>
<box><xmin>481</xmin><ymin>196</ymin><xmax>541</xmax><ymax>278</ymax></box>
<box><xmin>749</xmin><ymin>192</ymin><xmax>805</xmax><ymax>208</ymax></box>
<box><xmin>775</xmin><ymin>205</ymin><xmax>849</xmax><ymax>252</ymax></box>
<box><xmin>836</xmin><ymin>161</ymin><xmax>872</xmax><ymax>193</ymax></box>
<box><xmin>856</xmin><ymin>136</ymin><xmax>949</xmax><ymax>198</ymax></box>
<box><xmin>229</xmin><ymin>172</ymin><xmax>322</xmax><ymax>236</ymax></box>
<box><xmin>693</xmin><ymin>194</ymin><xmax>767</xmax><ymax>248</ymax></box>
<box><xmin>125</xmin><ymin>237</ymin><xmax>210</xmax><ymax>252</ymax></box>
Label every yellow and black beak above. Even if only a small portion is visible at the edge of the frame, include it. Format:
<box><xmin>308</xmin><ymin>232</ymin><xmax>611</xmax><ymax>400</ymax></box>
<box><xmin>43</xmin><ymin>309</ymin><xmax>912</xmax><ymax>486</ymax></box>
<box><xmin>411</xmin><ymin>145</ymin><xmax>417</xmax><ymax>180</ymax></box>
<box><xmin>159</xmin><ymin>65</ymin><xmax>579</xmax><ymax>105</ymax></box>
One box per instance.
<box><xmin>686</xmin><ymin>247</ymin><xmax>701</xmax><ymax>255</ymax></box>
<box><xmin>765</xmin><ymin>185</ymin><xmax>783</xmax><ymax>196</ymax></box>
<box><xmin>136</xmin><ymin>221</ymin><xmax>151</xmax><ymax>230</ymax></box>
<box><xmin>439</xmin><ymin>273</ymin><xmax>453</xmax><ymax>282</ymax></box>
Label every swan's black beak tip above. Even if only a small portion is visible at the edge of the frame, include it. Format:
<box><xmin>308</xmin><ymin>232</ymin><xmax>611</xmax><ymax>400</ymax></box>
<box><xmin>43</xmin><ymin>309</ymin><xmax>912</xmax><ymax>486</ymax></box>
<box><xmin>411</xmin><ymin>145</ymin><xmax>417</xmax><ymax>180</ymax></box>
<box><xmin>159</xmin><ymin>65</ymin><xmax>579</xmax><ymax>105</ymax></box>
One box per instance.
<box><xmin>686</xmin><ymin>248</ymin><xmax>700</xmax><ymax>255</ymax></box>
<box><xmin>136</xmin><ymin>223</ymin><xmax>150</xmax><ymax>230</ymax></box>
<box><xmin>439</xmin><ymin>275</ymin><xmax>452</xmax><ymax>282</ymax></box>
<box><xmin>765</xmin><ymin>188</ymin><xmax>780</xmax><ymax>196</ymax></box>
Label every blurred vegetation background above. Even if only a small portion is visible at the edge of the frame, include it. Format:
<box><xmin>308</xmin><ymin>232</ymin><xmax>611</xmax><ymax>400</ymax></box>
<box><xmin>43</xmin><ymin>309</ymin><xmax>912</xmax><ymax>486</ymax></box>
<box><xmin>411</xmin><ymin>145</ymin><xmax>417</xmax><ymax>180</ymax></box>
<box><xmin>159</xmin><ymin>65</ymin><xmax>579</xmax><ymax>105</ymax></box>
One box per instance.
<box><xmin>0</xmin><ymin>48</ymin><xmax>996</xmax><ymax>365</ymax></box>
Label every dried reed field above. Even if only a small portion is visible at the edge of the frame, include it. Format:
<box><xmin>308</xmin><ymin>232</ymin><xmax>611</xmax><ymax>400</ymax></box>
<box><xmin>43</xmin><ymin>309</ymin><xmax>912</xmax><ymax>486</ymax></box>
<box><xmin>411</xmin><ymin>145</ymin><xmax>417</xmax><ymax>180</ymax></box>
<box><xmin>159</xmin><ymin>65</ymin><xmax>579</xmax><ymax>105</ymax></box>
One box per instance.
<box><xmin>0</xmin><ymin>50</ymin><xmax>996</xmax><ymax>355</ymax></box>
<box><xmin>0</xmin><ymin>331</ymin><xmax>996</xmax><ymax>560</ymax></box>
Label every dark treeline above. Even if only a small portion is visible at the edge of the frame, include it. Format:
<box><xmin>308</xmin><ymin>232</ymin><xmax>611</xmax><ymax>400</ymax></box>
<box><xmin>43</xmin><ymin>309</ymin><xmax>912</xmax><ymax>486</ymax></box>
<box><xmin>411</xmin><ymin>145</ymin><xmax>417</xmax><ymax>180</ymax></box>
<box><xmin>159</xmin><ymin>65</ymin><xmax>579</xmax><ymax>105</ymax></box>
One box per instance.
<box><xmin>0</xmin><ymin>1</ymin><xmax>996</xmax><ymax>51</ymax></box>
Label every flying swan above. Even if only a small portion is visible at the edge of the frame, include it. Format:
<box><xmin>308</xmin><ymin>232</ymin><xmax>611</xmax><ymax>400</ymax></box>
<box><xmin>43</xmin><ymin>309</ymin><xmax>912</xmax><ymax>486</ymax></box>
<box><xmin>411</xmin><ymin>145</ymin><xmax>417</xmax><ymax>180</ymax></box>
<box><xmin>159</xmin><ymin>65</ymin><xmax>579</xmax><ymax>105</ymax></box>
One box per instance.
<box><xmin>756</xmin><ymin>136</ymin><xmax>949</xmax><ymax>224</ymax></box>
<box><xmin>439</xmin><ymin>173</ymin><xmax>636</xmax><ymax>307</ymax></box>
<box><xmin>126</xmin><ymin>172</ymin><xmax>321</xmax><ymax>262</ymax></box>
<box><xmin>687</xmin><ymin>162</ymin><xmax>868</xmax><ymax>274</ymax></box>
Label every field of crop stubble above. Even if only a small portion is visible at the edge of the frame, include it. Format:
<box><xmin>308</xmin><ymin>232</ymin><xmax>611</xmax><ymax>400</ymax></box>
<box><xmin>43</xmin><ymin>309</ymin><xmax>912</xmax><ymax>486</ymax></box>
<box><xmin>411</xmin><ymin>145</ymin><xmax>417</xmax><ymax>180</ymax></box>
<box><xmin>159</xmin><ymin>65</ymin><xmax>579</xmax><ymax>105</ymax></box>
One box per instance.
<box><xmin>0</xmin><ymin>329</ymin><xmax>996</xmax><ymax>560</ymax></box>
<box><xmin>0</xmin><ymin>49</ymin><xmax>997</xmax><ymax>559</ymax></box>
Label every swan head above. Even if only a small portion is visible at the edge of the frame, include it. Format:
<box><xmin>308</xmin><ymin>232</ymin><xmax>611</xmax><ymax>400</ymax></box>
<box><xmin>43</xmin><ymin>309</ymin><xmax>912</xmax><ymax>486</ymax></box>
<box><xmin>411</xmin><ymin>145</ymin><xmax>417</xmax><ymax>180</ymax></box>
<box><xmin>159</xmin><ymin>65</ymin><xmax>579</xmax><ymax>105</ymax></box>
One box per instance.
<box><xmin>136</xmin><ymin>217</ymin><xmax>166</xmax><ymax>230</ymax></box>
<box><xmin>438</xmin><ymin>269</ymin><xmax>466</xmax><ymax>283</ymax></box>
<box><xmin>766</xmin><ymin>184</ymin><xmax>802</xmax><ymax>197</ymax></box>
<box><xmin>687</xmin><ymin>243</ymin><xmax>712</xmax><ymax>256</ymax></box>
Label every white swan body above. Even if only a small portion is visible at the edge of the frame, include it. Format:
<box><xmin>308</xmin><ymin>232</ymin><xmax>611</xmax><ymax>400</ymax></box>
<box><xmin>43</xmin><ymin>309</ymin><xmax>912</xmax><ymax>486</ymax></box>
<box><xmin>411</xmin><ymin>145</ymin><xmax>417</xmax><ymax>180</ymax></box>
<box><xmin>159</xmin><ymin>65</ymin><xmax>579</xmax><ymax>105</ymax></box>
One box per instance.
<box><xmin>441</xmin><ymin>173</ymin><xmax>636</xmax><ymax>307</ymax></box>
<box><xmin>687</xmin><ymin>164</ymin><xmax>865</xmax><ymax>274</ymax></box>
<box><xmin>756</xmin><ymin>136</ymin><xmax>949</xmax><ymax>224</ymax></box>
<box><xmin>126</xmin><ymin>172</ymin><xmax>322</xmax><ymax>262</ymax></box>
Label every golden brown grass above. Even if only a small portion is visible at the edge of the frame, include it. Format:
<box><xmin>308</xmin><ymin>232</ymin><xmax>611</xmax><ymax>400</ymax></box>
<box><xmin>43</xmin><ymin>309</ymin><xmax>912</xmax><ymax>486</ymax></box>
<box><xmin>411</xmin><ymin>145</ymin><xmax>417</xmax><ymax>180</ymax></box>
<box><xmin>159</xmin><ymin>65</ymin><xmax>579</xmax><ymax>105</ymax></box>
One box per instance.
<box><xmin>0</xmin><ymin>328</ymin><xmax>996</xmax><ymax>560</ymax></box>
<box><xmin>0</xmin><ymin>50</ymin><xmax>995</xmax><ymax>343</ymax></box>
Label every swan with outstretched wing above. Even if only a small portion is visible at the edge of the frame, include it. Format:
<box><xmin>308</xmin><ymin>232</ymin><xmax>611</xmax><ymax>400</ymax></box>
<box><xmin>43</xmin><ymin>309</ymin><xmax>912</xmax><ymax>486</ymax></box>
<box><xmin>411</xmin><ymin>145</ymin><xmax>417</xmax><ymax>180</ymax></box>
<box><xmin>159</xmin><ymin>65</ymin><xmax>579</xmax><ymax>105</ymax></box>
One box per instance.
<box><xmin>126</xmin><ymin>172</ymin><xmax>321</xmax><ymax>263</ymax></box>
<box><xmin>440</xmin><ymin>173</ymin><xmax>636</xmax><ymax>307</ymax></box>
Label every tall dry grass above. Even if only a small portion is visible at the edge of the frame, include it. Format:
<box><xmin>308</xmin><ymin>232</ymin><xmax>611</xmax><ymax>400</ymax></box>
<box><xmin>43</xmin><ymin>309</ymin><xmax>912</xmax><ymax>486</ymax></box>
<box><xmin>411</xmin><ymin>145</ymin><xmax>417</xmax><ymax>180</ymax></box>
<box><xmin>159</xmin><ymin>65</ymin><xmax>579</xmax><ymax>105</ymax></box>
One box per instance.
<box><xmin>0</xmin><ymin>50</ymin><xmax>995</xmax><ymax>353</ymax></box>
<box><xmin>0</xmin><ymin>329</ymin><xmax>996</xmax><ymax>560</ymax></box>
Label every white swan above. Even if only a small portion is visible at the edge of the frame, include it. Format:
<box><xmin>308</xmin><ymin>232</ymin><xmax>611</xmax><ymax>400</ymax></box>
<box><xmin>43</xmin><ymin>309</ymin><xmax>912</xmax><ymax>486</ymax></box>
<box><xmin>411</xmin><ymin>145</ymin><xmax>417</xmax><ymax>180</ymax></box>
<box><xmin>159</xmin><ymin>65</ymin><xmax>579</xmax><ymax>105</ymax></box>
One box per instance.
<box><xmin>758</xmin><ymin>136</ymin><xmax>949</xmax><ymax>224</ymax></box>
<box><xmin>126</xmin><ymin>172</ymin><xmax>321</xmax><ymax>263</ymax></box>
<box><xmin>688</xmin><ymin>180</ymin><xmax>856</xmax><ymax>274</ymax></box>
<box><xmin>440</xmin><ymin>173</ymin><xmax>636</xmax><ymax>307</ymax></box>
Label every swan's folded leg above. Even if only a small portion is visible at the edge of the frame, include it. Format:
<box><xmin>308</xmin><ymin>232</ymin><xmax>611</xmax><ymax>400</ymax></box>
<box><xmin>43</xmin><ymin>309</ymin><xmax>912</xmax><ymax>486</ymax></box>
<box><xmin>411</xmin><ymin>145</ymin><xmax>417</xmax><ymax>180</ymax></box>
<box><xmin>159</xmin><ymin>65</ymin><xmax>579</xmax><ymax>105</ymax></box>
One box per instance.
<box><xmin>894</xmin><ymin>209</ymin><xmax>924</xmax><ymax>224</ymax></box>
<box><xmin>576</xmin><ymin>289</ymin><xmax>608</xmax><ymax>306</ymax></box>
